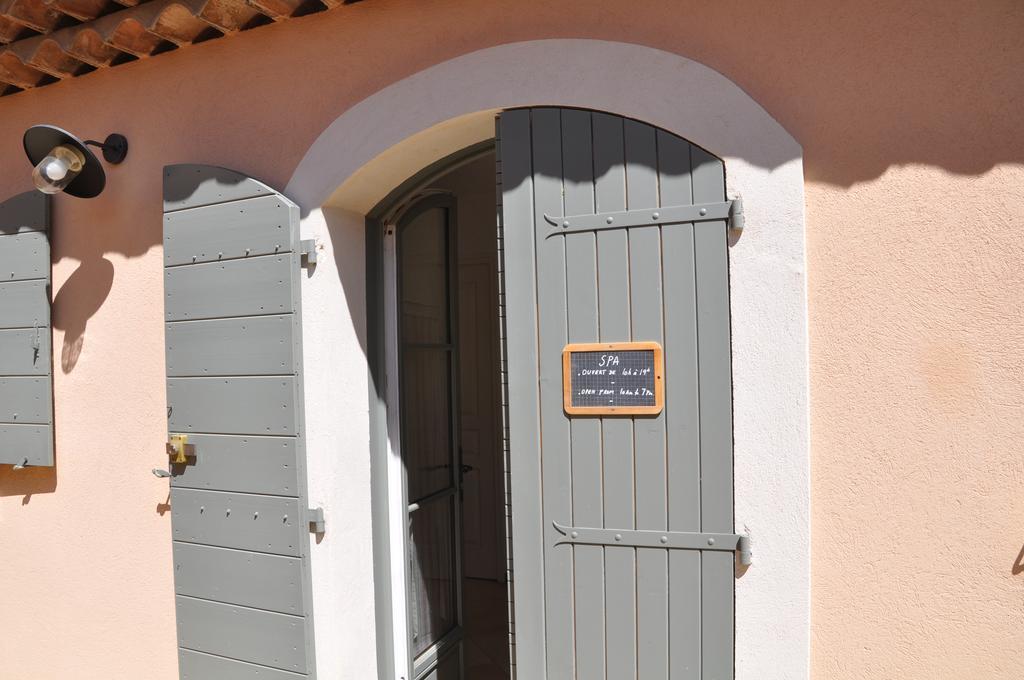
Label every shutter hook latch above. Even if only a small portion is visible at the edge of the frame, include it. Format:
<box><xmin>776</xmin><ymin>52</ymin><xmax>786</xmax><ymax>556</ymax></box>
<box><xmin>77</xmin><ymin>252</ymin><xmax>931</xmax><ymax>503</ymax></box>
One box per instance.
<box><xmin>31</xmin><ymin>322</ymin><xmax>40</xmax><ymax>365</ymax></box>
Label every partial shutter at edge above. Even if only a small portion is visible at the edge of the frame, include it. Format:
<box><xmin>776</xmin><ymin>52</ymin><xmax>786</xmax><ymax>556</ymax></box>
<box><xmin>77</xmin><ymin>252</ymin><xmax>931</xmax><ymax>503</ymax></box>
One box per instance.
<box><xmin>163</xmin><ymin>165</ymin><xmax>317</xmax><ymax>680</ymax></box>
<box><xmin>0</xmin><ymin>191</ymin><xmax>53</xmax><ymax>468</ymax></box>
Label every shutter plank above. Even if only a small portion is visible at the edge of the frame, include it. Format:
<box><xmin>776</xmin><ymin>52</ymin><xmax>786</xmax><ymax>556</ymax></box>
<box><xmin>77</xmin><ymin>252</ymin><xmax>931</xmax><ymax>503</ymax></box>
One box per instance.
<box><xmin>625</xmin><ymin>119</ymin><xmax>670</xmax><ymax>680</ymax></box>
<box><xmin>167</xmin><ymin>377</ymin><xmax>297</xmax><ymax>435</ymax></box>
<box><xmin>561</xmin><ymin>108</ymin><xmax>607</xmax><ymax>680</ymax></box>
<box><xmin>0</xmin><ymin>328</ymin><xmax>50</xmax><ymax>375</ymax></box>
<box><xmin>164</xmin><ymin>255</ymin><xmax>294</xmax><ymax>322</ymax></box>
<box><xmin>174</xmin><ymin>543</ymin><xmax>304</xmax><ymax>614</ymax></box>
<box><xmin>164</xmin><ymin>195</ymin><xmax>296</xmax><ymax>266</ymax></box>
<box><xmin>170</xmin><ymin>434</ymin><xmax>299</xmax><ymax>496</ymax></box>
<box><xmin>166</xmin><ymin>316</ymin><xmax>295</xmax><ymax>377</ymax></box>
<box><xmin>692</xmin><ymin>145</ymin><xmax>734</xmax><ymax>679</ymax></box>
<box><xmin>658</xmin><ymin>130</ymin><xmax>702</xmax><ymax>680</ymax></box>
<box><xmin>179</xmin><ymin>649</ymin><xmax>306</xmax><ymax>680</ymax></box>
<box><xmin>0</xmin><ymin>279</ymin><xmax>49</xmax><ymax>329</ymax></box>
<box><xmin>0</xmin><ymin>423</ymin><xmax>52</xmax><ymax>466</ymax></box>
<box><xmin>497</xmin><ymin>110</ymin><xmax>547</xmax><ymax>679</ymax></box>
<box><xmin>176</xmin><ymin>597</ymin><xmax>307</xmax><ymax>673</ymax></box>
<box><xmin>171</xmin><ymin>488</ymin><xmax>302</xmax><ymax>556</ymax></box>
<box><xmin>593</xmin><ymin>112</ymin><xmax>638</xmax><ymax>680</ymax></box>
<box><xmin>531</xmin><ymin>108</ymin><xmax>575</xmax><ymax>679</ymax></box>
<box><xmin>0</xmin><ymin>232</ymin><xmax>50</xmax><ymax>282</ymax></box>
<box><xmin>0</xmin><ymin>376</ymin><xmax>52</xmax><ymax>423</ymax></box>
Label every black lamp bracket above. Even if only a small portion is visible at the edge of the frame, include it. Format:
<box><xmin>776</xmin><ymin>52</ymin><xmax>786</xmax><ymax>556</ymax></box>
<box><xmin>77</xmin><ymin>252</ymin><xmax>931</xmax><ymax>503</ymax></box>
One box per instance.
<box><xmin>83</xmin><ymin>133</ymin><xmax>128</xmax><ymax>164</ymax></box>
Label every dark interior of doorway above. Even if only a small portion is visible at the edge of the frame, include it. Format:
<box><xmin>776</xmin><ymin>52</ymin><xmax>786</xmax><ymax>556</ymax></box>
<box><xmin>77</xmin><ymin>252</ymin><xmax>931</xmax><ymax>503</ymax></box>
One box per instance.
<box><xmin>402</xmin><ymin>149</ymin><xmax>511</xmax><ymax>680</ymax></box>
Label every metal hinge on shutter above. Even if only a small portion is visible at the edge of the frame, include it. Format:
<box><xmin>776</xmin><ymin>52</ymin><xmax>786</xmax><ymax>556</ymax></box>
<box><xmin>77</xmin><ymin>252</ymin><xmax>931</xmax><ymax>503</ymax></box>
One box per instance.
<box><xmin>542</xmin><ymin>196</ymin><xmax>744</xmax><ymax>237</ymax></box>
<box><xmin>300</xmin><ymin>238</ymin><xmax>318</xmax><ymax>267</ymax></box>
<box><xmin>307</xmin><ymin>506</ymin><xmax>325</xmax><ymax>534</ymax></box>
<box><xmin>553</xmin><ymin>521</ymin><xmax>752</xmax><ymax>566</ymax></box>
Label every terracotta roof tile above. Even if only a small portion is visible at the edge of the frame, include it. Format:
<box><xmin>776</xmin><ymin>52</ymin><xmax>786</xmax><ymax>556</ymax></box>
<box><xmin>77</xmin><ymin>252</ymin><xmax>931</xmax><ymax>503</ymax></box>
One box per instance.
<box><xmin>0</xmin><ymin>0</ymin><xmax>346</xmax><ymax>94</ymax></box>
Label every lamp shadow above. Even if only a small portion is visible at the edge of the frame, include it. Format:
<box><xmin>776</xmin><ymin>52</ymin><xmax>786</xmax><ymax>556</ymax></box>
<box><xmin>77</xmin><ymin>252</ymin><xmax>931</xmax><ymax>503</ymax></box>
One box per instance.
<box><xmin>51</xmin><ymin>256</ymin><xmax>114</xmax><ymax>373</ymax></box>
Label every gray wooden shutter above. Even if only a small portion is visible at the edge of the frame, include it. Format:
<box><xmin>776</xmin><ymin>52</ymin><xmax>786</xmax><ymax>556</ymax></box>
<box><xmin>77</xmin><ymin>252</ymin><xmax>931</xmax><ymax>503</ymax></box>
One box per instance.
<box><xmin>498</xmin><ymin>109</ymin><xmax>735</xmax><ymax>679</ymax></box>
<box><xmin>163</xmin><ymin>165</ymin><xmax>317</xmax><ymax>680</ymax></box>
<box><xmin>0</xmin><ymin>192</ymin><xmax>53</xmax><ymax>468</ymax></box>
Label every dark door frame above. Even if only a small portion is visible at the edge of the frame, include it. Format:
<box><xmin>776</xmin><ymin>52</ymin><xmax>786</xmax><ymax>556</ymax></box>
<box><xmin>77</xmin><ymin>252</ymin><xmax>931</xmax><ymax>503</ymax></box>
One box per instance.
<box><xmin>365</xmin><ymin>141</ymin><xmax>498</xmax><ymax>680</ymax></box>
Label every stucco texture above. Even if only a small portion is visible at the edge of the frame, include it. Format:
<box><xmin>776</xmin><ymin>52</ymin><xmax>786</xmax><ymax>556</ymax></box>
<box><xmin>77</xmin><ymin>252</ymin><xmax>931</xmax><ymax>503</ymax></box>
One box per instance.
<box><xmin>0</xmin><ymin>1</ymin><xmax>1020</xmax><ymax>679</ymax></box>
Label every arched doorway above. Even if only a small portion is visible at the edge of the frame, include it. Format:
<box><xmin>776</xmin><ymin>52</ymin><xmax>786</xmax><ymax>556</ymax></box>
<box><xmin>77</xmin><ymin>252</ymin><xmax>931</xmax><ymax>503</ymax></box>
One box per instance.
<box><xmin>291</xmin><ymin>40</ymin><xmax>810</xmax><ymax>680</ymax></box>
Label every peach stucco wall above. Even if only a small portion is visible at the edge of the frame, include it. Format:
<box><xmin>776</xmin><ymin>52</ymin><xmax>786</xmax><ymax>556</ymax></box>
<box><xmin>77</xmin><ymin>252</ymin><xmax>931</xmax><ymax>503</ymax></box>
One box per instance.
<box><xmin>0</xmin><ymin>1</ymin><xmax>1020</xmax><ymax>678</ymax></box>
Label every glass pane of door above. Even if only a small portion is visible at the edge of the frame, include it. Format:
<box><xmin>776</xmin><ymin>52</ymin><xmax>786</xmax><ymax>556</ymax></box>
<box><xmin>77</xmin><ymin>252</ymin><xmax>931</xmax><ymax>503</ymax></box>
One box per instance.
<box><xmin>400</xmin><ymin>206</ymin><xmax>450</xmax><ymax>345</ymax></box>
<box><xmin>401</xmin><ymin>349</ymin><xmax>453</xmax><ymax>502</ymax></box>
<box><xmin>398</xmin><ymin>199</ymin><xmax>463</xmax><ymax>679</ymax></box>
<box><xmin>408</xmin><ymin>495</ymin><xmax>457</xmax><ymax>657</ymax></box>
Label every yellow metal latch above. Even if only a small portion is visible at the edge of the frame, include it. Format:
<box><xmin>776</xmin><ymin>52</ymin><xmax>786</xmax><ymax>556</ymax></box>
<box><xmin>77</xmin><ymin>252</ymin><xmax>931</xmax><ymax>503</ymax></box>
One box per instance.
<box><xmin>168</xmin><ymin>434</ymin><xmax>191</xmax><ymax>464</ymax></box>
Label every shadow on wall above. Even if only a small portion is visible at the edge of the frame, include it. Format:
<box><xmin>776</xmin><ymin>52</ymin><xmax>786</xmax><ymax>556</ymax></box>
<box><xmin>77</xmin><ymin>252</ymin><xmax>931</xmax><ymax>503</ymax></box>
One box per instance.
<box><xmin>734</xmin><ymin>1</ymin><xmax>1024</xmax><ymax>186</ymax></box>
<box><xmin>0</xmin><ymin>465</ymin><xmax>56</xmax><ymax>500</ymax></box>
<box><xmin>52</xmin><ymin>257</ymin><xmax>114</xmax><ymax>373</ymax></box>
<box><xmin>41</xmin><ymin>154</ymin><xmax>159</xmax><ymax>373</ymax></box>
<box><xmin>322</xmin><ymin>206</ymin><xmax>369</xmax><ymax>353</ymax></box>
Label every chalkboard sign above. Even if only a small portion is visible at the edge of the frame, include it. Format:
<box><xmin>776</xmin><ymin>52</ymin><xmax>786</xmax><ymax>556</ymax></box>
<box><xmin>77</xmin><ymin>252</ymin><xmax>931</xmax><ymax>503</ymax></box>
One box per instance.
<box><xmin>562</xmin><ymin>342</ymin><xmax>664</xmax><ymax>415</ymax></box>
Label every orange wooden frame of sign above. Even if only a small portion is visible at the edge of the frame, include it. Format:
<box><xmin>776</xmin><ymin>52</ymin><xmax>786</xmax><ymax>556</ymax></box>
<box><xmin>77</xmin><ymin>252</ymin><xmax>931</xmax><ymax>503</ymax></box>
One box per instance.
<box><xmin>562</xmin><ymin>341</ymin><xmax>664</xmax><ymax>416</ymax></box>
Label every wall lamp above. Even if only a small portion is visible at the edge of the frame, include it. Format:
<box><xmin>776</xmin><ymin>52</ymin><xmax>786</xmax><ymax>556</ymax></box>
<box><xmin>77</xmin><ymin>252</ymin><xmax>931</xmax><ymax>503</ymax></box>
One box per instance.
<box><xmin>23</xmin><ymin>125</ymin><xmax>128</xmax><ymax>198</ymax></box>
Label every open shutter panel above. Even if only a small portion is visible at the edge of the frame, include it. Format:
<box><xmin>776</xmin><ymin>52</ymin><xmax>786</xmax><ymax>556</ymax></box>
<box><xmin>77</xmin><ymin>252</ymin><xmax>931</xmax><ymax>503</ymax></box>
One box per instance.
<box><xmin>163</xmin><ymin>165</ymin><xmax>317</xmax><ymax>680</ymax></box>
<box><xmin>498</xmin><ymin>108</ymin><xmax>735</xmax><ymax>679</ymax></box>
<box><xmin>0</xmin><ymin>192</ymin><xmax>53</xmax><ymax>468</ymax></box>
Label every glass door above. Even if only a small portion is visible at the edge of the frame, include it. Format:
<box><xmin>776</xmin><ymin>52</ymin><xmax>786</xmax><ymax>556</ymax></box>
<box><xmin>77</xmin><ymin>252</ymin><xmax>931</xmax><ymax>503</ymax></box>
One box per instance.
<box><xmin>397</xmin><ymin>195</ymin><xmax>464</xmax><ymax>680</ymax></box>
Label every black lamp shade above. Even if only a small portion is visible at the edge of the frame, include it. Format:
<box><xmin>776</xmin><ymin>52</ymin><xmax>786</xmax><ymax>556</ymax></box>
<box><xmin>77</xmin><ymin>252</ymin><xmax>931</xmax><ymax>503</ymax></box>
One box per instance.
<box><xmin>23</xmin><ymin>125</ymin><xmax>106</xmax><ymax>198</ymax></box>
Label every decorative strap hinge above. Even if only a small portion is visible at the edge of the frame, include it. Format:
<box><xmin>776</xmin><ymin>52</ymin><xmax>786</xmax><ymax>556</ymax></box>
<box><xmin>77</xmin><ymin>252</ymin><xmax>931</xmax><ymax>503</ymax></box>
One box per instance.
<box><xmin>553</xmin><ymin>521</ymin><xmax>752</xmax><ymax>566</ymax></box>
<box><xmin>542</xmin><ymin>196</ymin><xmax>743</xmax><ymax>238</ymax></box>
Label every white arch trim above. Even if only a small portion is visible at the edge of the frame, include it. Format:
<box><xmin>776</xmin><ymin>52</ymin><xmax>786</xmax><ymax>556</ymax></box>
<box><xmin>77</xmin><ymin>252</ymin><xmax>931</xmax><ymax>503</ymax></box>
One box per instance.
<box><xmin>289</xmin><ymin>39</ymin><xmax>809</xmax><ymax>680</ymax></box>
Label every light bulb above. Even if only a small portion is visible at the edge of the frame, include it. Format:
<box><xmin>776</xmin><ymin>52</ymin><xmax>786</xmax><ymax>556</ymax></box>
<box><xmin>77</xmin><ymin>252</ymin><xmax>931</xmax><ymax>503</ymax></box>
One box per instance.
<box><xmin>44</xmin><ymin>159</ymin><xmax>68</xmax><ymax>181</ymax></box>
<box><xmin>31</xmin><ymin>144</ymin><xmax>85</xmax><ymax>194</ymax></box>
